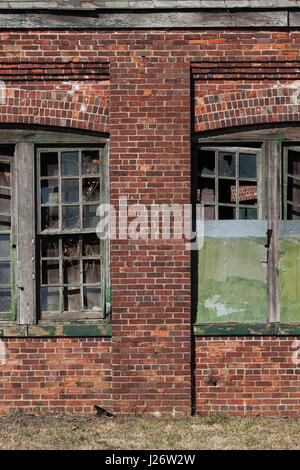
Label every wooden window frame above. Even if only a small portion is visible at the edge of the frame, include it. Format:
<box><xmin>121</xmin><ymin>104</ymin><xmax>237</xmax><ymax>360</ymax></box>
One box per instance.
<box><xmin>193</xmin><ymin>127</ymin><xmax>300</xmax><ymax>335</ymax></box>
<box><xmin>0</xmin><ymin>129</ymin><xmax>110</xmax><ymax>332</ymax></box>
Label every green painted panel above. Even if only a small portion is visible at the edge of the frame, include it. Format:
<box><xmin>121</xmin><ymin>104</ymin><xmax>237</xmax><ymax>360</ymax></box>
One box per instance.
<box><xmin>197</xmin><ymin>221</ymin><xmax>268</xmax><ymax>323</ymax></box>
<box><xmin>194</xmin><ymin>323</ymin><xmax>274</xmax><ymax>336</ymax></box>
<box><xmin>279</xmin><ymin>222</ymin><xmax>300</xmax><ymax>322</ymax></box>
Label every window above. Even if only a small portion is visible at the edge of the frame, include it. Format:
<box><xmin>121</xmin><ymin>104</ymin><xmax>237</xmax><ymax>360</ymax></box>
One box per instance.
<box><xmin>0</xmin><ymin>131</ymin><xmax>109</xmax><ymax>328</ymax></box>
<box><xmin>193</xmin><ymin>134</ymin><xmax>300</xmax><ymax>328</ymax></box>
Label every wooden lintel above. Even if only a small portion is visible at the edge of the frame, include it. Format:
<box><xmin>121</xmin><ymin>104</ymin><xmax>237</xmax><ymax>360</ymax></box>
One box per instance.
<box><xmin>0</xmin><ymin>10</ymin><xmax>288</xmax><ymax>29</ymax></box>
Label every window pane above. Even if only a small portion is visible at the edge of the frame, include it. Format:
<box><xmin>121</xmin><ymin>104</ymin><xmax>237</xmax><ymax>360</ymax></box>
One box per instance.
<box><xmin>82</xmin><ymin>178</ymin><xmax>100</xmax><ymax>202</ymax></box>
<box><xmin>83</xmin><ymin>287</ymin><xmax>101</xmax><ymax>311</ymax></box>
<box><xmin>219</xmin><ymin>179</ymin><xmax>236</xmax><ymax>204</ymax></box>
<box><xmin>287</xmin><ymin>204</ymin><xmax>300</xmax><ymax>220</ymax></box>
<box><xmin>41</xmin><ymin>287</ymin><xmax>60</xmax><ymax>312</ymax></box>
<box><xmin>61</xmin><ymin>151</ymin><xmax>79</xmax><ymax>176</ymax></box>
<box><xmin>42</xmin><ymin>260</ymin><xmax>59</xmax><ymax>285</ymax></box>
<box><xmin>41</xmin><ymin>206</ymin><xmax>59</xmax><ymax>231</ymax></box>
<box><xmin>40</xmin><ymin>153</ymin><xmax>58</xmax><ymax>177</ymax></box>
<box><xmin>0</xmin><ymin>289</ymin><xmax>11</xmax><ymax>312</ymax></box>
<box><xmin>0</xmin><ymin>215</ymin><xmax>11</xmax><ymax>230</ymax></box>
<box><xmin>83</xmin><ymin>260</ymin><xmax>101</xmax><ymax>284</ymax></box>
<box><xmin>237</xmin><ymin>182</ymin><xmax>257</xmax><ymax>205</ymax></box>
<box><xmin>42</xmin><ymin>238</ymin><xmax>59</xmax><ymax>257</ymax></box>
<box><xmin>83</xmin><ymin>234</ymin><xmax>100</xmax><ymax>256</ymax></box>
<box><xmin>63</xmin><ymin>287</ymin><xmax>81</xmax><ymax>311</ymax></box>
<box><xmin>63</xmin><ymin>260</ymin><xmax>80</xmax><ymax>285</ymax></box>
<box><xmin>63</xmin><ymin>236</ymin><xmax>80</xmax><ymax>258</ymax></box>
<box><xmin>62</xmin><ymin>179</ymin><xmax>79</xmax><ymax>203</ymax></box>
<box><xmin>0</xmin><ymin>262</ymin><xmax>10</xmax><ymax>285</ymax></box>
<box><xmin>287</xmin><ymin>176</ymin><xmax>300</xmax><ymax>207</ymax></box>
<box><xmin>41</xmin><ymin>180</ymin><xmax>59</xmax><ymax>205</ymax></box>
<box><xmin>288</xmin><ymin>150</ymin><xmax>300</xmax><ymax>176</ymax></box>
<box><xmin>0</xmin><ymin>188</ymin><xmax>11</xmax><ymax>214</ymax></box>
<box><xmin>0</xmin><ymin>163</ymin><xmax>10</xmax><ymax>187</ymax></box>
<box><xmin>239</xmin><ymin>153</ymin><xmax>257</xmax><ymax>178</ymax></box>
<box><xmin>203</xmin><ymin>205</ymin><xmax>215</xmax><ymax>220</ymax></box>
<box><xmin>198</xmin><ymin>149</ymin><xmax>215</xmax><ymax>176</ymax></box>
<box><xmin>218</xmin><ymin>152</ymin><xmax>235</xmax><ymax>177</ymax></box>
<box><xmin>219</xmin><ymin>206</ymin><xmax>236</xmax><ymax>220</ymax></box>
<box><xmin>83</xmin><ymin>205</ymin><xmax>98</xmax><ymax>229</ymax></box>
<box><xmin>239</xmin><ymin>207</ymin><xmax>257</xmax><ymax>220</ymax></box>
<box><xmin>0</xmin><ymin>235</ymin><xmax>10</xmax><ymax>259</ymax></box>
<box><xmin>62</xmin><ymin>206</ymin><xmax>80</xmax><ymax>230</ymax></box>
<box><xmin>82</xmin><ymin>150</ymin><xmax>100</xmax><ymax>176</ymax></box>
<box><xmin>198</xmin><ymin>178</ymin><xmax>215</xmax><ymax>203</ymax></box>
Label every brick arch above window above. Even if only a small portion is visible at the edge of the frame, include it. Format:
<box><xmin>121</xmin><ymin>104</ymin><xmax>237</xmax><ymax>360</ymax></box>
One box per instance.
<box><xmin>194</xmin><ymin>86</ymin><xmax>300</xmax><ymax>134</ymax></box>
<box><xmin>0</xmin><ymin>83</ymin><xmax>109</xmax><ymax>134</ymax></box>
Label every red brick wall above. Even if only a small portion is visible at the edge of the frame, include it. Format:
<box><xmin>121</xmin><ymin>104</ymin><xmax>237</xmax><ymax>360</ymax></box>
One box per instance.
<box><xmin>0</xmin><ymin>338</ymin><xmax>112</xmax><ymax>413</ymax></box>
<box><xmin>195</xmin><ymin>337</ymin><xmax>300</xmax><ymax>416</ymax></box>
<box><xmin>0</xmin><ymin>29</ymin><xmax>300</xmax><ymax>416</ymax></box>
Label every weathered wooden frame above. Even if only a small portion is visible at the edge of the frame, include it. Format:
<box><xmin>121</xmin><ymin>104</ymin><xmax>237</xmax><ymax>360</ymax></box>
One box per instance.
<box><xmin>193</xmin><ymin>127</ymin><xmax>300</xmax><ymax>335</ymax></box>
<box><xmin>0</xmin><ymin>129</ymin><xmax>110</xmax><ymax>335</ymax></box>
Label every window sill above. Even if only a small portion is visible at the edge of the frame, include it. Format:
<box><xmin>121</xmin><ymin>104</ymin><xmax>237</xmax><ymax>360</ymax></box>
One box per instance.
<box><xmin>0</xmin><ymin>323</ymin><xmax>112</xmax><ymax>337</ymax></box>
<box><xmin>194</xmin><ymin>323</ymin><xmax>300</xmax><ymax>336</ymax></box>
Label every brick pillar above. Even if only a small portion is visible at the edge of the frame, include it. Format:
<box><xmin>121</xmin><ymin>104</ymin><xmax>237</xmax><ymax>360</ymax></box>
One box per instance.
<box><xmin>109</xmin><ymin>35</ymin><xmax>191</xmax><ymax>416</ymax></box>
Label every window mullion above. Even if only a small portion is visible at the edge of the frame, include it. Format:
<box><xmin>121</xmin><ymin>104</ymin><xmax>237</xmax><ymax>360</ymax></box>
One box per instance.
<box><xmin>266</xmin><ymin>139</ymin><xmax>280</xmax><ymax>323</ymax></box>
<box><xmin>17</xmin><ymin>141</ymin><xmax>36</xmax><ymax>325</ymax></box>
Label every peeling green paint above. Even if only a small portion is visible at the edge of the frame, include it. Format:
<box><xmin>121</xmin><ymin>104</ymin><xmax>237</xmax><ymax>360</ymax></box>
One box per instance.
<box><xmin>197</xmin><ymin>235</ymin><xmax>268</xmax><ymax>323</ymax></box>
<box><xmin>194</xmin><ymin>322</ymin><xmax>274</xmax><ymax>336</ymax></box>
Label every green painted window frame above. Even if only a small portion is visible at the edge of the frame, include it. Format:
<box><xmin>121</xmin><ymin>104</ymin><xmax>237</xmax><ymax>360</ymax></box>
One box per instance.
<box><xmin>193</xmin><ymin>128</ymin><xmax>300</xmax><ymax>336</ymax></box>
<box><xmin>0</xmin><ymin>129</ymin><xmax>111</xmax><ymax>337</ymax></box>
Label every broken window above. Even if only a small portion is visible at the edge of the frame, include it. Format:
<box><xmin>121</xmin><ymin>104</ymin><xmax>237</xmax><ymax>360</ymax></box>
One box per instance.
<box><xmin>37</xmin><ymin>148</ymin><xmax>107</xmax><ymax>321</ymax></box>
<box><xmin>0</xmin><ymin>134</ymin><xmax>109</xmax><ymax>328</ymax></box>
<box><xmin>0</xmin><ymin>146</ymin><xmax>15</xmax><ymax>321</ymax></box>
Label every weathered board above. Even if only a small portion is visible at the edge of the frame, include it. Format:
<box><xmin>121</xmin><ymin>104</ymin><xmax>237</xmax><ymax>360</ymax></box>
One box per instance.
<box><xmin>197</xmin><ymin>220</ymin><xmax>268</xmax><ymax>324</ymax></box>
<box><xmin>0</xmin><ymin>10</ymin><xmax>288</xmax><ymax>28</ymax></box>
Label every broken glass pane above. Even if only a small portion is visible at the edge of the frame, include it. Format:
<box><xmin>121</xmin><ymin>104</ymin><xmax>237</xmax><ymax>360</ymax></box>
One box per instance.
<box><xmin>0</xmin><ymin>234</ymin><xmax>10</xmax><ymax>259</ymax></box>
<box><xmin>41</xmin><ymin>180</ymin><xmax>59</xmax><ymax>205</ymax></box>
<box><xmin>0</xmin><ymin>262</ymin><xmax>10</xmax><ymax>285</ymax></box>
<box><xmin>239</xmin><ymin>153</ymin><xmax>257</xmax><ymax>178</ymax></box>
<box><xmin>218</xmin><ymin>206</ymin><xmax>236</xmax><ymax>220</ymax></box>
<box><xmin>41</xmin><ymin>206</ymin><xmax>59</xmax><ymax>231</ymax></box>
<box><xmin>62</xmin><ymin>206</ymin><xmax>80</xmax><ymax>230</ymax></box>
<box><xmin>41</xmin><ymin>287</ymin><xmax>60</xmax><ymax>312</ymax></box>
<box><xmin>219</xmin><ymin>179</ymin><xmax>236</xmax><ymax>204</ymax></box>
<box><xmin>83</xmin><ymin>234</ymin><xmax>100</xmax><ymax>256</ymax></box>
<box><xmin>41</xmin><ymin>238</ymin><xmax>59</xmax><ymax>258</ymax></box>
<box><xmin>83</xmin><ymin>287</ymin><xmax>101</xmax><ymax>311</ymax></box>
<box><xmin>0</xmin><ymin>289</ymin><xmax>11</xmax><ymax>312</ymax></box>
<box><xmin>83</xmin><ymin>205</ymin><xmax>98</xmax><ymax>230</ymax></box>
<box><xmin>40</xmin><ymin>153</ymin><xmax>58</xmax><ymax>177</ymax></box>
<box><xmin>82</xmin><ymin>178</ymin><xmax>100</xmax><ymax>202</ymax></box>
<box><xmin>198</xmin><ymin>150</ymin><xmax>215</xmax><ymax>176</ymax></box>
<box><xmin>198</xmin><ymin>178</ymin><xmax>215</xmax><ymax>203</ymax></box>
<box><xmin>218</xmin><ymin>152</ymin><xmax>235</xmax><ymax>177</ymax></box>
<box><xmin>82</xmin><ymin>150</ymin><xmax>100</xmax><ymax>176</ymax></box>
<box><xmin>42</xmin><ymin>260</ymin><xmax>59</xmax><ymax>285</ymax></box>
<box><xmin>63</xmin><ymin>287</ymin><xmax>81</xmax><ymax>311</ymax></box>
<box><xmin>61</xmin><ymin>179</ymin><xmax>79</xmax><ymax>203</ymax></box>
<box><xmin>0</xmin><ymin>163</ymin><xmax>10</xmax><ymax>187</ymax></box>
<box><xmin>63</xmin><ymin>260</ymin><xmax>80</xmax><ymax>285</ymax></box>
<box><xmin>83</xmin><ymin>260</ymin><xmax>101</xmax><ymax>284</ymax></box>
<box><xmin>61</xmin><ymin>151</ymin><xmax>79</xmax><ymax>177</ymax></box>
<box><xmin>63</xmin><ymin>236</ymin><xmax>80</xmax><ymax>258</ymax></box>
